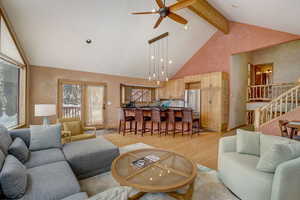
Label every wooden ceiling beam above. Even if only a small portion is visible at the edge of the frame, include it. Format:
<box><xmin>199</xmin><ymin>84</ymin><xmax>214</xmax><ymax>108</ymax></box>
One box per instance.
<box><xmin>181</xmin><ymin>0</ymin><xmax>230</xmax><ymax>34</ymax></box>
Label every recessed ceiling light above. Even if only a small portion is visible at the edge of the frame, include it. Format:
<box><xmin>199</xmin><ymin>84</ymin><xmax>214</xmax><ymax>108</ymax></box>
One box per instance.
<box><xmin>86</xmin><ymin>39</ymin><xmax>92</xmax><ymax>44</ymax></box>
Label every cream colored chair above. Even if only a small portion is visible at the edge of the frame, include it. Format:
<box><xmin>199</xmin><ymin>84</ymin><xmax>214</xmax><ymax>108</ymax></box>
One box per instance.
<box><xmin>58</xmin><ymin>117</ymin><xmax>96</xmax><ymax>144</ymax></box>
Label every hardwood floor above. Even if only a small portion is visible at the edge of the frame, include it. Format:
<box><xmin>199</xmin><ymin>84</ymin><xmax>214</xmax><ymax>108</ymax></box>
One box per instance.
<box><xmin>103</xmin><ymin>131</ymin><xmax>234</xmax><ymax>170</ymax></box>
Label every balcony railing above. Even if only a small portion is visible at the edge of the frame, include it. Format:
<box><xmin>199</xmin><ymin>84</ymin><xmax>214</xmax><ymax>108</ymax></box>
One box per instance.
<box><xmin>248</xmin><ymin>82</ymin><xmax>299</xmax><ymax>102</ymax></box>
<box><xmin>62</xmin><ymin>105</ymin><xmax>81</xmax><ymax>118</ymax></box>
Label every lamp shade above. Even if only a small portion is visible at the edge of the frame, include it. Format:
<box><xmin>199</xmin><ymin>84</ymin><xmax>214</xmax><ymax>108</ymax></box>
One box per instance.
<box><xmin>35</xmin><ymin>104</ymin><xmax>56</xmax><ymax>117</ymax></box>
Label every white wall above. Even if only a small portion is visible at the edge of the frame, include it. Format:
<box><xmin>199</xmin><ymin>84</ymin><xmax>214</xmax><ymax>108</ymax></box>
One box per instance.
<box><xmin>251</xmin><ymin>40</ymin><xmax>300</xmax><ymax>83</ymax></box>
<box><xmin>229</xmin><ymin>53</ymin><xmax>250</xmax><ymax>129</ymax></box>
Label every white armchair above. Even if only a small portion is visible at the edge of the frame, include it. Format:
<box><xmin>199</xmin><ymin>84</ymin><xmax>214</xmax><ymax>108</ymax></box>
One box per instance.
<box><xmin>218</xmin><ymin>135</ymin><xmax>300</xmax><ymax>200</ymax></box>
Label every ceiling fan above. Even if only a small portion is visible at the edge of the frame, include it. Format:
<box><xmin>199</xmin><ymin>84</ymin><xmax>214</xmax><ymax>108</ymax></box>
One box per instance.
<box><xmin>132</xmin><ymin>0</ymin><xmax>195</xmax><ymax>29</ymax></box>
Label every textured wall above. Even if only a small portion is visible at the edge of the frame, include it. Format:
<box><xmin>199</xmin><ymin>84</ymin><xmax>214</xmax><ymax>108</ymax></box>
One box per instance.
<box><xmin>251</xmin><ymin>40</ymin><xmax>300</xmax><ymax>83</ymax></box>
<box><xmin>29</xmin><ymin>66</ymin><xmax>157</xmax><ymax>128</ymax></box>
<box><xmin>229</xmin><ymin>53</ymin><xmax>251</xmax><ymax>129</ymax></box>
<box><xmin>173</xmin><ymin>22</ymin><xmax>300</xmax><ymax>79</ymax></box>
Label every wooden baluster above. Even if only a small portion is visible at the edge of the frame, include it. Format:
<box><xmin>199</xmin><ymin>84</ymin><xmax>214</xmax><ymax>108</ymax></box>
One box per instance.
<box><xmin>285</xmin><ymin>95</ymin><xmax>288</xmax><ymax>113</ymax></box>
<box><xmin>296</xmin><ymin>88</ymin><xmax>299</xmax><ymax>108</ymax></box>
<box><xmin>280</xmin><ymin>98</ymin><xmax>282</xmax><ymax>116</ymax></box>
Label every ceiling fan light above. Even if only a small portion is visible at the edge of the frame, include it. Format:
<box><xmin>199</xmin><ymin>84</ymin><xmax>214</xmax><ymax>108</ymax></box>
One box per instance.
<box><xmin>184</xmin><ymin>25</ymin><xmax>189</xmax><ymax>30</ymax></box>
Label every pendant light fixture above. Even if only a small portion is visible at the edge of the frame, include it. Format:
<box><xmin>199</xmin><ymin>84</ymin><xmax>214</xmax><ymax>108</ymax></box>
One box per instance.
<box><xmin>147</xmin><ymin>32</ymin><xmax>172</xmax><ymax>85</ymax></box>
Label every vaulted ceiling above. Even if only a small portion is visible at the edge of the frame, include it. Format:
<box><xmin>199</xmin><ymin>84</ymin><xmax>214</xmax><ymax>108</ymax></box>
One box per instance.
<box><xmin>2</xmin><ymin>0</ymin><xmax>300</xmax><ymax>78</ymax></box>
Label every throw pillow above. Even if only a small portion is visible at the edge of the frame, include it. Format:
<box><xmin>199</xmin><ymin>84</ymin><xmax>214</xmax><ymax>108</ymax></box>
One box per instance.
<box><xmin>260</xmin><ymin>134</ymin><xmax>291</xmax><ymax>156</ymax></box>
<box><xmin>257</xmin><ymin>142</ymin><xmax>300</xmax><ymax>173</ymax></box>
<box><xmin>30</xmin><ymin>124</ymin><xmax>62</xmax><ymax>151</ymax></box>
<box><xmin>63</xmin><ymin>121</ymin><xmax>81</xmax><ymax>136</ymax></box>
<box><xmin>0</xmin><ymin>155</ymin><xmax>27</xmax><ymax>199</ymax></box>
<box><xmin>0</xmin><ymin>125</ymin><xmax>12</xmax><ymax>155</ymax></box>
<box><xmin>8</xmin><ymin>138</ymin><xmax>30</xmax><ymax>163</ymax></box>
<box><xmin>236</xmin><ymin>129</ymin><xmax>261</xmax><ymax>156</ymax></box>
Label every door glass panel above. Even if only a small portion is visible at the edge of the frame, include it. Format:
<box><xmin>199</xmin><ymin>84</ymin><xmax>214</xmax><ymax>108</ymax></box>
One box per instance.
<box><xmin>62</xmin><ymin>84</ymin><xmax>82</xmax><ymax>119</ymax></box>
<box><xmin>86</xmin><ymin>85</ymin><xmax>104</xmax><ymax>126</ymax></box>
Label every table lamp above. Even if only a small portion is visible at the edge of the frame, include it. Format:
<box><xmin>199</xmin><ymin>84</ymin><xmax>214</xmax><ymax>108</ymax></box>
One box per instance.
<box><xmin>35</xmin><ymin>104</ymin><xmax>56</xmax><ymax>127</ymax></box>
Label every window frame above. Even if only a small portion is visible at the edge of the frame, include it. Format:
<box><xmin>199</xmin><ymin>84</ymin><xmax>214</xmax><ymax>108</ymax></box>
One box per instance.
<box><xmin>0</xmin><ymin>8</ymin><xmax>29</xmax><ymax>129</ymax></box>
<box><xmin>120</xmin><ymin>84</ymin><xmax>157</xmax><ymax>106</ymax></box>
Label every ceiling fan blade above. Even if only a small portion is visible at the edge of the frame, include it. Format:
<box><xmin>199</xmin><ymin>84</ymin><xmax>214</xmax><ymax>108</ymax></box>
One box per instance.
<box><xmin>132</xmin><ymin>11</ymin><xmax>158</xmax><ymax>15</ymax></box>
<box><xmin>155</xmin><ymin>0</ymin><xmax>164</xmax><ymax>8</ymax></box>
<box><xmin>154</xmin><ymin>17</ymin><xmax>163</xmax><ymax>29</ymax></box>
<box><xmin>168</xmin><ymin>12</ymin><xmax>188</xmax><ymax>24</ymax></box>
<box><xmin>169</xmin><ymin>0</ymin><xmax>196</xmax><ymax>12</ymax></box>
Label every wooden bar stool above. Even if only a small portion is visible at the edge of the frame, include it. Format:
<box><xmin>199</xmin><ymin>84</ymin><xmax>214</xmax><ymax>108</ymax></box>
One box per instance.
<box><xmin>151</xmin><ymin>108</ymin><xmax>167</xmax><ymax>136</ymax></box>
<box><xmin>135</xmin><ymin>109</ymin><xmax>151</xmax><ymax>136</ymax></box>
<box><xmin>119</xmin><ymin>108</ymin><xmax>135</xmax><ymax>136</ymax></box>
<box><xmin>182</xmin><ymin>108</ymin><xmax>201</xmax><ymax>137</ymax></box>
<box><xmin>166</xmin><ymin>109</ymin><xmax>183</xmax><ymax>137</ymax></box>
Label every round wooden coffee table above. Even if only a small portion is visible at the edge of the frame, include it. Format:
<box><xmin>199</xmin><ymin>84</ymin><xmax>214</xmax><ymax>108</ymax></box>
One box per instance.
<box><xmin>111</xmin><ymin>148</ymin><xmax>197</xmax><ymax>200</ymax></box>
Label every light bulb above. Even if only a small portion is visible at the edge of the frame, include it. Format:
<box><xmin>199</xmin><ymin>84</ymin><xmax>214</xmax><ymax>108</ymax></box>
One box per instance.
<box><xmin>166</xmin><ymin>77</ymin><xmax>169</xmax><ymax>81</ymax></box>
<box><xmin>160</xmin><ymin>58</ymin><xmax>164</xmax><ymax>62</ymax></box>
<box><xmin>151</xmin><ymin>56</ymin><xmax>155</xmax><ymax>60</ymax></box>
<box><xmin>148</xmin><ymin>76</ymin><xmax>152</xmax><ymax>80</ymax></box>
<box><xmin>168</xmin><ymin>60</ymin><xmax>172</xmax><ymax>64</ymax></box>
<box><xmin>153</xmin><ymin>73</ymin><xmax>156</xmax><ymax>78</ymax></box>
<box><xmin>184</xmin><ymin>25</ymin><xmax>189</xmax><ymax>30</ymax></box>
<box><xmin>152</xmin><ymin>9</ymin><xmax>156</xmax><ymax>13</ymax></box>
<box><xmin>162</xmin><ymin>71</ymin><xmax>164</xmax><ymax>75</ymax></box>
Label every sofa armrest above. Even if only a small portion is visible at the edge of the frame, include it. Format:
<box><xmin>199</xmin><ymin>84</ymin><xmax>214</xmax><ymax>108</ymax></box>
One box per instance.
<box><xmin>83</xmin><ymin>126</ymin><xmax>96</xmax><ymax>134</ymax></box>
<box><xmin>8</xmin><ymin>128</ymin><xmax>31</xmax><ymax>147</ymax></box>
<box><xmin>219</xmin><ymin>136</ymin><xmax>237</xmax><ymax>154</ymax></box>
<box><xmin>218</xmin><ymin>136</ymin><xmax>236</xmax><ymax>170</ymax></box>
<box><xmin>61</xmin><ymin>130</ymin><xmax>72</xmax><ymax>138</ymax></box>
<box><xmin>271</xmin><ymin>157</ymin><xmax>300</xmax><ymax>200</ymax></box>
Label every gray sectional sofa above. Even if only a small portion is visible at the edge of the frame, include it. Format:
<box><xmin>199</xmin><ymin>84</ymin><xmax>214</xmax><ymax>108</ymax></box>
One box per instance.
<box><xmin>0</xmin><ymin>126</ymin><xmax>120</xmax><ymax>200</ymax></box>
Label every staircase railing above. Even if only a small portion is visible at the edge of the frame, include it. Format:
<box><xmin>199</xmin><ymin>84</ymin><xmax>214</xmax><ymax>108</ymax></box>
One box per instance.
<box><xmin>248</xmin><ymin>82</ymin><xmax>298</xmax><ymax>102</ymax></box>
<box><xmin>254</xmin><ymin>84</ymin><xmax>300</xmax><ymax>129</ymax></box>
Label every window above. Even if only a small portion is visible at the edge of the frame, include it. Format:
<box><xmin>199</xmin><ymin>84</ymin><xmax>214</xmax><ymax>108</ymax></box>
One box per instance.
<box><xmin>120</xmin><ymin>84</ymin><xmax>156</xmax><ymax>105</ymax></box>
<box><xmin>0</xmin><ymin>14</ymin><xmax>27</xmax><ymax>128</ymax></box>
<box><xmin>0</xmin><ymin>59</ymin><xmax>24</xmax><ymax>128</ymax></box>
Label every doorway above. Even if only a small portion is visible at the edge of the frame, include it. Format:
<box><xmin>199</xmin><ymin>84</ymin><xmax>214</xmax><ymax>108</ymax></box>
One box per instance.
<box><xmin>250</xmin><ymin>63</ymin><xmax>273</xmax><ymax>85</ymax></box>
<box><xmin>58</xmin><ymin>80</ymin><xmax>106</xmax><ymax>128</ymax></box>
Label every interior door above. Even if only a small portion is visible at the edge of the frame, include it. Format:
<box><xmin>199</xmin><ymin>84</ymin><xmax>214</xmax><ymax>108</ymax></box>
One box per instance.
<box><xmin>84</xmin><ymin>84</ymin><xmax>106</xmax><ymax>128</ymax></box>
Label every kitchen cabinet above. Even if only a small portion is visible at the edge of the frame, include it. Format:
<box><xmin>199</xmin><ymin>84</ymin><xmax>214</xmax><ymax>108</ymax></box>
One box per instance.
<box><xmin>158</xmin><ymin>78</ymin><xmax>185</xmax><ymax>99</ymax></box>
<box><xmin>184</xmin><ymin>72</ymin><xmax>229</xmax><ymax>132</ymax></box>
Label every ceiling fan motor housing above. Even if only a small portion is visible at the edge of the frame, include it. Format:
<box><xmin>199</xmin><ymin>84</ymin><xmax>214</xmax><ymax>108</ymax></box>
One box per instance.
<box><xmin>159</xmin><ymin>7</ymin><xmax>169</xmax><ymax>17</ymax></box>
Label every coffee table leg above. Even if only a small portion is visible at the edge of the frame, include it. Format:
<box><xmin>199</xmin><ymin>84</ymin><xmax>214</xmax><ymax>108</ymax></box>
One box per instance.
<box><xmin>128</xmin><ymin>192</ymin><xmax>147</xmax><ymax>200</ymax></box>
<box><xmin>167</xmin><ymin>181</ymin><xmax>195</xmax><ymax>200</ymax></box>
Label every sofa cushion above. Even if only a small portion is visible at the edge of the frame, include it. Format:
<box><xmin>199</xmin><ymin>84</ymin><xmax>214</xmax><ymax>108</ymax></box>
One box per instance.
<box><xmin>9</xmin><ymin>128</ymin><xmax>31</xmax><ymax>147</ymax></box>
<box><xmin>0</xmin><ymin>125</ymin><xmax>12</xmax><ymax>155</ymax></box>
<box><xmin>30</xmin><ymin>124</ymin><xmax>62</xmax><ymax>151</ymax></box>
<box><xmin>236</xmin><ymin>129</ymin><xmax>261</xmax><ymax>156</ymax></box>
<box><xmin>25</xmin><ymin>148</ymin><xmax>65</xmax><ymax>169</ymax></box>
<box><xmin>20</xmin><ymin>161</ymin><xmax>80</xmax><ymax>200</ymax></box>
<box><xmin>219</xmin><ymin>152</ymin><xmax>273</xmax><ymax>200</ymax></box>
<box><xmin>70</xmin><ymin>133</ymin><xmax>96</xmax><ymax>142</ymax></box>
<box><xmin>257</xmin><ymin>142</ymin><xmax>300</xmax><ymax>173</ymax></box>
<box><xmin>8</xmin><ymin>137</ymin><xmax>30</xmax><ymax>163</ymax></box>
<box><xmin>63</xmin><ymin>121</ymin><xmax>82</xmax><ymax>136</ymax></box>
<box><xmin>0</xmin><ymin>150</ymin><xmax>5</xmax><ymax>197</ymax></box>
<box><xmin>0</xmin><ymin>155</ymin><xmax>27</xmax><ymax>199</ymax></box>
<box><xmin>61</xmin><ymin>192</ymin><xmax>88</xmax><ymax>200</ymax></box>
<box><xmin>63</xmin><ymin>137</ymin><xmax>119</xmax><ymax>179</ymax></box>
<box><xmin>260</xmin><ymin>134</ymin><xmax>292</xmax><ymax>156</ymax></box>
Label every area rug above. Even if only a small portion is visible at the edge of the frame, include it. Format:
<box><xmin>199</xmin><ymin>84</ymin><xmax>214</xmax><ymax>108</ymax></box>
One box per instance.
<box><xmin>80</xmin><ymin>143</ymin><xmax>238</xmax><ymax>200</ymax></box>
